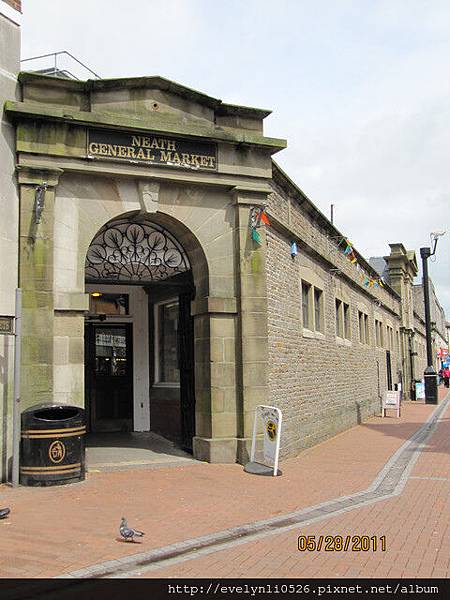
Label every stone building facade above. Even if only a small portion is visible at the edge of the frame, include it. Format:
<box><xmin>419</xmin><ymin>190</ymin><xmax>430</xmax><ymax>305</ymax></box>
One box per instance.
<box><xmin>0</xmin><ymin>26</ymin><xmax>447</xmax><ymax>481</ymax></box>
<box><xmin>0</xmin><ymin>0</ymin><xmax>21</xmax><ymax>482</ymax></box>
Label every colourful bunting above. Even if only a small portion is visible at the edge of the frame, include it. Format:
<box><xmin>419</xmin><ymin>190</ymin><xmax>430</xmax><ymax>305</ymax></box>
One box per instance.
<box><xmin>251</xmin><ymin>227</ymin><xmax>262</xmax><ymax>245</ymax></box>
<box><xmin>249</xmin><ymin>206</ymin><xmax>270</xmax><ymax>245</ymax></box>
<box><xmin>336</xmin><ymin>237</ymin><xmax>385</xmax><ymax>290</ymax></box>
<box><xmin>261</xmin><ymin>211</ymin><xmax>270</xmax><ymax>226</ymax></box>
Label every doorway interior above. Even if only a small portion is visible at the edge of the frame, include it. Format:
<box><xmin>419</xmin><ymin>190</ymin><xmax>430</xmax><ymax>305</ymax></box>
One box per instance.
<box><xmin>84</xmin><ymin>279</ymin><xmax>195</xmax><ymax>454</ymax></box>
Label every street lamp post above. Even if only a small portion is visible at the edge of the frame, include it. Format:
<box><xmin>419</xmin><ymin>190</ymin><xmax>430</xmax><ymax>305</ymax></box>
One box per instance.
<box><xmin>420</xmin><ymin>231</ymin><xmax>446</xmax><ymax>404</ymax></box>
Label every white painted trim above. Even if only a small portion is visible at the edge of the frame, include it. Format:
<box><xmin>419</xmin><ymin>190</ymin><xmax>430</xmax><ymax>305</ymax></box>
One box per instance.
<box><xmin>0</xmin><ymin>1</ymin><xmax>22</xmax><ymax>25</ymax></box>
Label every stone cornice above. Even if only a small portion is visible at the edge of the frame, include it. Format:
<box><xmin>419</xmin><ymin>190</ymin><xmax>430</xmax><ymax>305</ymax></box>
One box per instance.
<box><xmin>4</xmin><ymin>101</ymin><xmax>287</xmax><ymax>153</ymax></box>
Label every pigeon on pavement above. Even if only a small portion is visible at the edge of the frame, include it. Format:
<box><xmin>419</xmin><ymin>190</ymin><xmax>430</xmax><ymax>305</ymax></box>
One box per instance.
<box><xmin>119</xmin><ymin>517</ymin><xmax>145</xmax><ymax>542</ymax></box>
<box><xmin>0</xmin><ymin>508</ymin><xmax>10</xmax><ymax>520</ymax></box>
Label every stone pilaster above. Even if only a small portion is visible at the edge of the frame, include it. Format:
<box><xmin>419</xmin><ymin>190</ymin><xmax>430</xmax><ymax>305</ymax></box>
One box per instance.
<box><xmin>191</xmin><ymin>297</ymin><xmax>238</xmax><ymax>463</ymax></box>
<box><xmin>233</xmin><ymin>186</ymin><xmax>271</xmax><ymax>464</ymax></box>
<box><xmin>385</xmin><ymin>244</ymin><xmax>418</xmax><ymax>399</ymax></box>
<box><xmin>17</xmin><ymin>166</ymin><xmax>63</xmax><ymax>410</ymax></box>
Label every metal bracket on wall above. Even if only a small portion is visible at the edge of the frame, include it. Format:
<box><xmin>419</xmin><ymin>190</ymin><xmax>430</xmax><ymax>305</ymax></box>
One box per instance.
<box><xmin>34</xmin><ymin>182</ymin><xmax>48</xmax><ymax>224</ymax></box>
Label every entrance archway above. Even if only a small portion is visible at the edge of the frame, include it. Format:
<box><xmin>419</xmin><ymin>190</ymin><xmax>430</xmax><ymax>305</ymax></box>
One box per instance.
<box><xmin>84</xmin><ymin>212</ymin><xmax>202</xmax><ymax>452</ymax></box>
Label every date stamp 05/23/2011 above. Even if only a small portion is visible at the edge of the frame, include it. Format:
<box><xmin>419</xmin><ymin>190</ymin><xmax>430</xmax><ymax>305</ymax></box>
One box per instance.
<box><xmin>297</xmin><ymin>535</ymin><xmax>387</xmax><ymax>552</ymax></box>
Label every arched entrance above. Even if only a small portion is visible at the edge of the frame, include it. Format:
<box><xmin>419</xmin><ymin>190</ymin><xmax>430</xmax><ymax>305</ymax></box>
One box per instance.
<box><xmin>84</xmin><ymin>213</ymin><xmax>197</xmax><ymax>452</ymax></box>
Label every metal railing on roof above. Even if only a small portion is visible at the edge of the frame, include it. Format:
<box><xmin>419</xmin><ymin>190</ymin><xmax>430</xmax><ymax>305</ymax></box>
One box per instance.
<box><xmin>20</xmin><ymin>51</ymin><xmax>100</xmax><ymax>80</ymax></box>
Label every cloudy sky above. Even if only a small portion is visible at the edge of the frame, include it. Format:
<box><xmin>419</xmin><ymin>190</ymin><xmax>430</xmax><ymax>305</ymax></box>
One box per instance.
<box><xmin>20</xmin><ymin>0</ymin><xmax>450</xmax><ymax>318</ymax></box>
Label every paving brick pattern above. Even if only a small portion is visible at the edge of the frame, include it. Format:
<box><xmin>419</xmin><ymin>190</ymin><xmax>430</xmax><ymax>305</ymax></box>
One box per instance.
<box><xmin>0</xmin><ymin>395</ymin><xmax>444</xmax><ymax>578</ymax></box>
<box><xmin>136</xmin><ymin>390</ymin><xmax>450</xmax><ymax>578</ymax></box>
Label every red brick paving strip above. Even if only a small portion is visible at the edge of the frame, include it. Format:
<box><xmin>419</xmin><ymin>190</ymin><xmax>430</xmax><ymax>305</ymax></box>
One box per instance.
<box><xmin>0</xmin><ymin>399</ymin><xmax>439</xmax><ymax>577</ymax></box>
<box><xmin>140</xmin><ymin>396</ymin><xmax>450</xmax><ymax>578</ymax></box>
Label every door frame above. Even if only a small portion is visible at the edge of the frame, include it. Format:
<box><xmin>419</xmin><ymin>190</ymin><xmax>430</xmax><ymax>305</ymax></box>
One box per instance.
<box><xmin>85</xmin><ymin>322</ymin><xmax>134</xmax><ymax>432</ymax></box>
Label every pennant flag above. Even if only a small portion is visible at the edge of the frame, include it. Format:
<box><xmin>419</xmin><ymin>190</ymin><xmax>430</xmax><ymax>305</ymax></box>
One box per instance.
<box><xmin>364</xmin><ymin>277</ymin><xmax>370</xmax><ymax>286</ymax></box>
<box><xmin>369</xmin><ymin>279</ymin><xmax>374</xmax><ymax>287</ymax></box>
<box><xmin>378</xmin><ymin>279</ymin><xmax>384</xmax><ymax>287</ymax></box>
<box><xmin>261</xmin><ymin>211</ymin><xmax>270</xmax><ymax>226</ymax></box>
<box><xmin>251</xmin><ymin>227</ymin><xmax>262</xmax><ymax>245</ymax></box>
<box><xmin>344</xmin><ymin>245</ymin><xmax>352</xmax><ymax>255</ymax></box>
<box><xmin>350</xmin><ymin>256</ymin><xmax>357</xmax><ymax>264</ymax></box>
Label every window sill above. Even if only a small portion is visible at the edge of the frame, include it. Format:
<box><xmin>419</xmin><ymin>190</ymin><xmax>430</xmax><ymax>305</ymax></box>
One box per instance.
<box><xmin>336</xmin><ymin>336</ymin><xmax>352</xmax><ymax>347</ymax></box>
<box><xmin>303</xmin><ymin>329</ymin><xmax>325</xmax><ymax>340</ymax></box>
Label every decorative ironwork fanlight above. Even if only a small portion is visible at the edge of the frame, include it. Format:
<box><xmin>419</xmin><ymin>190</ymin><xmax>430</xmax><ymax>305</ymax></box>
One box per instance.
<box><xmin>85</xmin><ymin>217</ymin><xmax>190</xmax><ymax>283</ymax></box>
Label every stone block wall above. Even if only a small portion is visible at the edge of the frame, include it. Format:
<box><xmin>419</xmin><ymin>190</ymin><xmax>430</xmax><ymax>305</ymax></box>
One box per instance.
<box><xmin>265</xmin><ymin>171</ymin><xmax>403</xmax><ymax>458</ymax></box>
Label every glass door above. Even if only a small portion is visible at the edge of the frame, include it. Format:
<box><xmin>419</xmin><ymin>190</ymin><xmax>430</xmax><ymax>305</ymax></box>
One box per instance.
<box><xmin>85</xmin><ymin>323</ymin><xmax>133</xmax><ymax>432</ymax></box>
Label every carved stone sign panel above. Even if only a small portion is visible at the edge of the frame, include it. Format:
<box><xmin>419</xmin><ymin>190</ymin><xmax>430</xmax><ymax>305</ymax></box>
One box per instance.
<box><xmin>87</xmin><ymin>128</ymin><xmax>217</xmax><ymax>171</ymax></box>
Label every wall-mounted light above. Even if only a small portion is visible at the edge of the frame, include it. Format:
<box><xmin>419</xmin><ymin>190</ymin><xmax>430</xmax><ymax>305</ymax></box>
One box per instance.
<box><xmin>290</xmin><ymin>241</ymin><xmax>298</xmax><ymax>258</ymax></box>
<box><xmin>34</xmin><ymin>182</ymin><xmax>48</xmax><ymax>224</ymax></box>
<box><xmin>91</xmin><ymin>292</ymin><xmax>102</xmax><ymax>297</ymax></box>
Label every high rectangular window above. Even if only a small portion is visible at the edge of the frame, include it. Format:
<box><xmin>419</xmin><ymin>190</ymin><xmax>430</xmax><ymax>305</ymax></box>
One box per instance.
<box><xmin>386</xmin><ymin>326</ymin><xmax>394</xmax><ymax>351</ymax></box>
<box><xmin>336</xmin><ymin>299</ymin><xmax>350</xmax><ymax>340</ymax></box>
<box><xmin>375</xmin><ymin>319</ymin><xmax>384</xmax><ymax>347</ymax></box>
<box><xmin>358</xmin><ymin>310</ymin><xmax>369</xmax><ymax>345</ymax></box>
<box><xmin>301</xmin><ymin>281</ymin><xmax>323</xmax><ymax>333</ymax></box>
<box><xmin>335</xmin><ymin>299</ymin><xmax>343</xmax><ymax>338</ymax></box>
<box><xmin>314</xmin><ymin>288</ymin><xmax>323</xmax><ymax>333</ymax></box>
<box><xmin>301</xmin><ymin>282</ymin><xmax>311</xmax><ymax>330</ymax></box>
<box><xmin>344</xmin><ymin>303</ymin><xmax>350</xmax><ymax>339</ymax></box>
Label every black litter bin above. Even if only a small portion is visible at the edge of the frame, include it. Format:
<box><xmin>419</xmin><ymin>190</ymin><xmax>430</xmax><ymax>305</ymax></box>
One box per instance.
<box><xmin>20</xmin><ymin>404</ymin><xmax>86</xmax><ymax>486</ymax></box>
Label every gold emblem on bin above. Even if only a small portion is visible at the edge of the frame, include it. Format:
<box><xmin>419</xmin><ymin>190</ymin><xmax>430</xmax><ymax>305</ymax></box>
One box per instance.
<box><xmin>48</xmin><ymin>440</ymin><xmax>66</xmax><ymax>464</ymax></box>
<box><xmin>266</xmin><ymin>420</ymin><xmax>277</xmax><ymax>441</ymax></box>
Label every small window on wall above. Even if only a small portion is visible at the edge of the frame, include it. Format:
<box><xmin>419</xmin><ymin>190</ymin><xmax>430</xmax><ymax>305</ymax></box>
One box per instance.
<box><xmin>344</xmin><ymin>303</ymin><xmax>351</xmax><ymax>339</ymax></box>
<box><xmin>301</xmin><ymin>281</ymin><xmax>324</xmax><ymax>333</ymax></box>
<box><xmin>375</xmin><ymin>319</ymin><xmax>384</xmax><ymax>347</ymax></box>
<box><xmin>301</xmin><ymin>282</ymin><xmax>311</xmax><ymax>330</ymax></box>
<box><xmin>386</xmin><ymin>326</ymin><xmax>394</xmax><ymax>351</ymax></box>
<box><xmin>336</xmin><ymin>299</ymin><xmax>350</xmax><ymax>340</ymax></box>
<box><xmin>314</xmin><ymin>288</ymin><xmax>324</xmax><ymax>333</ymax></box>
<box><xmin>155</xmin><ymin>300</ymin><xmax>179</xmax><ymax>384</ymax></box>
<box><xmin>358</xmin><ymin>311</ymin><xmax>369</xmax><ymax>345</ymax></box>
<box><xmin>89</xmin><ymin>293</ymin><xmax>129</xmax><ymax>315</ymax></box>
<box><xmin>335</xmin><ymin>299</ymin><xmax>343</xmax><ymax>338</ymax></box>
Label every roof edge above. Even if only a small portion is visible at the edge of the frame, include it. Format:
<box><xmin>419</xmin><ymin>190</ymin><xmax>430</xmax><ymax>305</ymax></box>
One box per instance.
<box><xmin>17</xmin><ymin>72</ymin><xmax>273</xmax><ymax>119</ymax></box>
<box><xmin>271</xmin><ymin>160</ymin><xmax>401</xmax><ymax>299</ymax></box>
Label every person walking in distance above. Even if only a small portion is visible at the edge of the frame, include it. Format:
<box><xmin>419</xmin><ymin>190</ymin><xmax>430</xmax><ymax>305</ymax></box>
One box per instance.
<box><xmin>443</xmin><ymin>366</ymin><xmax>450</xmax><ymax>388</ymax></box>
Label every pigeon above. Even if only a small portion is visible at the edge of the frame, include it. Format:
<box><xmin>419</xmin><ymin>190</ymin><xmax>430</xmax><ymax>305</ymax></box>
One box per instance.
<box><xmin>0</xmin><ymin>508</ymin><xmax>10</xmax><ymax>520</ymax></box>
<box><xmin>119</xmin><ymin>517</ymin><xmax>145</xmax><ymax>542</ymax></box>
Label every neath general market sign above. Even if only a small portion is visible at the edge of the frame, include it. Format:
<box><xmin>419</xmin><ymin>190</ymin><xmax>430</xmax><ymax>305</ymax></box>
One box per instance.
<box><xmin>87</xmin><ymin>129</ymin><xmax>217</xmax><ymax>171</ymax></box>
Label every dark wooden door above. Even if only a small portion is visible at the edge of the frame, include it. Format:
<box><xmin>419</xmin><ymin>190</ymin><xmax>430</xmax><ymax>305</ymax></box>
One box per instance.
<box><xmin>85</xmin><ymin>323</ymin><xmax>133</xmax><ymax>432</ymax></box>
<box><xmin>386</xmin><ymin>350</ymin><xmax>393</xmax><ymax>391</ymax></box>
<box><xmin>178</xmin><ymin>290</ymin><xmax>196</xmax><ymax>452</ymax></box>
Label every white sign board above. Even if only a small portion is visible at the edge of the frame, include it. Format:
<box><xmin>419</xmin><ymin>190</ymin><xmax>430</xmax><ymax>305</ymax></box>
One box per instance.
<box><xmin>250</xmin><ymin>405</ymin><xmax>282</xmax><ymax>476</ymax></box>
<box><xmin>415</xmin><ymin>381</ymin><xmax>425</xmax><ymax>400</ymax></box>
<box><xmin>382</xmin><ymin>390</ymin><xmax>401</xmax><ymax>417</ymax></box>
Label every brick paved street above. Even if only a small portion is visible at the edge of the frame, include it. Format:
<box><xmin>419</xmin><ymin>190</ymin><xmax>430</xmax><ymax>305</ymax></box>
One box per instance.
<box><xmin>139</xmin><ymin>388</ymin><xmax>450</xmax><ymax>579</ymax></box>
<box><xmin>0</xmin><ymin>392</ymin><xmax>447</xmax><ymax>578</ymax></box>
